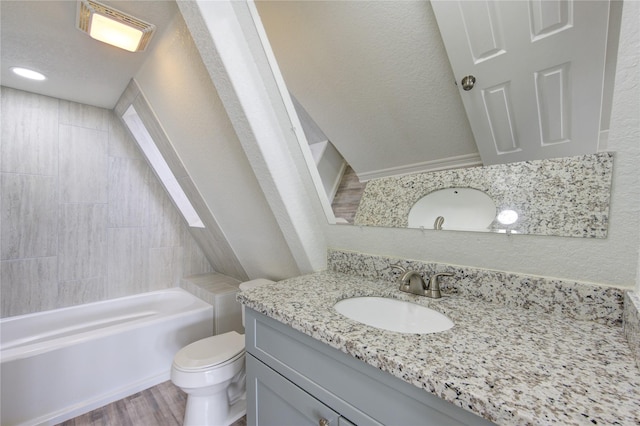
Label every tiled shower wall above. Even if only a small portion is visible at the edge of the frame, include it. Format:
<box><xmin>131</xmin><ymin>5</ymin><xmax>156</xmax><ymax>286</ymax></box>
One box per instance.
<box><xmin>0</xmin><ymin>87</ymin><xmax>214</xmax><ymax>318</ymax></box>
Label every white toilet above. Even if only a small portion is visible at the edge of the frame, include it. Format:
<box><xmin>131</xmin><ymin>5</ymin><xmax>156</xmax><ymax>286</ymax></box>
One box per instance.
<box><xmin>171</xmin><ymin>278</ymin><xmax>273</xmax><ymax>426</ymax></box>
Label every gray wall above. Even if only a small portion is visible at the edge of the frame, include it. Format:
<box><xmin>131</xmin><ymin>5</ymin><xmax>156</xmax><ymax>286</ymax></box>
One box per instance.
<box><xmin>0</xmin><ymin>87</ymin><xmax>214</xmax><ymax>318</ymax></box>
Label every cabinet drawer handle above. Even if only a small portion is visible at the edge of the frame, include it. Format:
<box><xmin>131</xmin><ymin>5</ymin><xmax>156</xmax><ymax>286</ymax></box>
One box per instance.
<box><xmin>319</xmin><ymin>418</ymin><xmax>330</xmax><ymax>426</ymax></box>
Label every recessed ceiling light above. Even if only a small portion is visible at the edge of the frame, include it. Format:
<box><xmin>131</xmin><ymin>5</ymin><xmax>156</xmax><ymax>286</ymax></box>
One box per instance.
<box><xmin>11</xmin><ymin>67</ymin><xmax>46</xmax><ymax>81</ymax></box>
<box><xmin>76</xmin><ymin>0</ymin><xmax>155</xmax><ymax>52</ymax></box>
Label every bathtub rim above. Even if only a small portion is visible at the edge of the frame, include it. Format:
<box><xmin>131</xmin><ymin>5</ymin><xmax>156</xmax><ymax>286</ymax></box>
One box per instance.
<box><xmin>0</xmin><ymin>287</ymin><xmax>212</xmax><ymax>363</ymax></box>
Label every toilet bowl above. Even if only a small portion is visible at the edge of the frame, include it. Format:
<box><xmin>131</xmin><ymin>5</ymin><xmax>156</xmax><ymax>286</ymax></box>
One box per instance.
<box><xmin>171</xmin><ymin>278</ymin><xmax>273</xmax><ymax>426</ymax></box>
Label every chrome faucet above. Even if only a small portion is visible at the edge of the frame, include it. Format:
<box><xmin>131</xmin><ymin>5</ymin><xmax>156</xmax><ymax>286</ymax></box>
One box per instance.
<box><xmin>390</xmin><ymin>264</ymin><xmax>453</xmax><ymax>298</ymax></box>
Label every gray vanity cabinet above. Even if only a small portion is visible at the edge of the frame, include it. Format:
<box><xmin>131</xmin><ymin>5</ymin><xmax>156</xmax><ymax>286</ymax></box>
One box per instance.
<box><xmin>248</xmin><ymin>355</ymin><xmax>354</xmax><ymax>426</ymax></box>
<box><xmin>244</xmin><ymin>309</ymin><xmax>493</xmax><ymax>426</ymax></box>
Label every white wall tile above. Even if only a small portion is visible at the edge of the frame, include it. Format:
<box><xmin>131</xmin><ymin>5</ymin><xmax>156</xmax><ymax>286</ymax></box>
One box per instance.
<box><xmin>1</xmin><ymin>173</ymin><xmax>58</xmax><ymax>260</ymax></box>
<box><xmin>182</xmin><ymin>227</ymin><xmax>215</xmax><ymax>276</ymax></box>
<box><xmin>107</xmin><ymin>227</ymin><xmax>149</xmax><ymax>298</ymax></box>
<box><xmin>1</xmin><ymin>257</ymin><xmax>58</xmax><ymax>317</ymax></box>
<box><xmin>58</xmin><ymin>125</ymin><xmax>108</xmax><ymax>203</ymax></box>
<box><xmin>57</xmin><ymin>276</ymin><xmax>107</xmax><ymax>308</ymax></box>
<box><xmin>1</xmin><ymin>87</ymin><xmax>58</xmax><ymax>175</ymax></box>
<box><xmin>148</xmin><ymin>247</ymin><xmax>183</xmax><ymax>290</ymax></box>
<box><xmin>1</xmin><ymin>89</ymin><xmax>215</xmax><ymax>317</ymax></box>
<box><xmin>147</xmin><ymin>179</ymin><xmax>184</xmax><ymax>248</ymax></box>
<box><xmin>108</xmin><ymin>114</ymin><xmax>142</xmax><ymax>159</ymax></box>
<box><xmin>58</xmin><ymin>203</ymin><xmax>107</xmax><ymax>281</ymax></box>
<box><xmin>108</xmin><ymin>157</ymin><xmax>150</xmax><ymax>227</ymax></box>
<box><xmin>59</xmin><ymin>99</ymin><xmax>110</xmax><ymax>130</ymax></box>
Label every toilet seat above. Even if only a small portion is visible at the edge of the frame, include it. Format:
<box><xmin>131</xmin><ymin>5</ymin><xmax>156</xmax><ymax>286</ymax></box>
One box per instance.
<box><xmin>173</xmin><ymin>331</ymin><xmax>245</xmax><ymax>373</ymax></box>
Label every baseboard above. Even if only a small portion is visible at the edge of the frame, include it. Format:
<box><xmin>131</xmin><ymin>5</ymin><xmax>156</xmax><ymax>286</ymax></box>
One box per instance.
<box><xmin>357</xmin><ymin>153</ymin><xmax>483</xmax><ymax>182</ymax></box>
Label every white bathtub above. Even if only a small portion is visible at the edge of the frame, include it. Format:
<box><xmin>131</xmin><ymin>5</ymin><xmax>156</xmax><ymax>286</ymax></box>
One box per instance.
<box><xmin>0</xmin><ymin>288</ymin><xmax>213</xmax><ymax>426</ymax></box>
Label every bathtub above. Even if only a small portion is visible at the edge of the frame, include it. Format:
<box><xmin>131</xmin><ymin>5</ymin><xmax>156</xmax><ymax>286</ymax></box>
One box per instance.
<box><xmin>0</xmin><ymin>288</ymin><xmax>213</xmax><ymax>426</ymax></box>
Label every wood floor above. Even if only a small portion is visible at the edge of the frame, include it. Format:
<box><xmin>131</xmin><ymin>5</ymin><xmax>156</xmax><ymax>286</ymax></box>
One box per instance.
<box><xmin>57</xmin><ymin>381</ymin><xmax>247</xmax><ymax>426</ymax></box>
<box><xmin>331</xmin><ymin>165</ymin><xmax>367</xmax><ymax>224</ymax></box>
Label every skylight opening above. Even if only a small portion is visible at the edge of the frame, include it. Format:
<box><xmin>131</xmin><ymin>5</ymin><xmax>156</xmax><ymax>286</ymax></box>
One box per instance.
<box><xmin>11</xmin><ymin>67</ymin><xmax>46</xmax><ymax>81</ymax></box>
<box><xmin>122</xmin><ymin>105</ymin><xmax>205</xmax><ymax>228</ymax></box>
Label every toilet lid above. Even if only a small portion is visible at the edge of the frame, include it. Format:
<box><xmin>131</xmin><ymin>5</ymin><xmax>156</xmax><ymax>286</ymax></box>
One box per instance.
<box><xmin>173</xmin><ymin>331</ymin><xmax>244</xmax><ymax>371</ymax></box>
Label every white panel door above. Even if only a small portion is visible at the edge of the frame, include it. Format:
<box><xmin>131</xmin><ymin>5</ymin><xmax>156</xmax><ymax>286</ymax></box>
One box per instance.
<box><xmin>431</xmin><ymin>0</ymin><xmax>610</xmax><ymax>165</ymax></box>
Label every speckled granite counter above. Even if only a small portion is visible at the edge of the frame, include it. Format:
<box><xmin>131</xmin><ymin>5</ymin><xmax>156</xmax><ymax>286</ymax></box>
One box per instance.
<box><xmin>238</xmin><ymin>271</ymin><xmax>640</xmax><ymax>425</ymax></box>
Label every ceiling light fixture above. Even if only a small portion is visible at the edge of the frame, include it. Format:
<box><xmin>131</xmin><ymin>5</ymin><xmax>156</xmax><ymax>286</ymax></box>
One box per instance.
<box><xmin>10</xmin><ymin>67</ymin><xmax>46</xmax><ymax>81</ymax></box>
<box><xmin>76</xmin><ymin>0</ymin><xmax>155</xmax><ymax>52</ymax></box>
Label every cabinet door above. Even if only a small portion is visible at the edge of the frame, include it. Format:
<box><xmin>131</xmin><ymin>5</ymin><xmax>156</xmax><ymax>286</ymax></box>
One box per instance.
<box><xmin>247</xmin><ymin>355</ymin><xmax>342</xmax><ymax>426</ymax></box>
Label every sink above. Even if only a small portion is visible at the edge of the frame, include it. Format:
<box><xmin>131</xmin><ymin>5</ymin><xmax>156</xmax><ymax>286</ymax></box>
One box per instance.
<box><xmin>334</xmin><ymin>297</ymin><xmax>453</xmax><ymax>334</ymax></box>
<box><xmin>408</xmin><ymin>187</ymin><xmax>496</xmax><ymax>232</ymax></box>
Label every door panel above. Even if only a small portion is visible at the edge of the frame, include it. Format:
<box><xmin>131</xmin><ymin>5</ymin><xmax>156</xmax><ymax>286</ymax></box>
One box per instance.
<box><xmin>482</xmin><ymin>82</ymin><xmax>519</xmax><ymax>153</ymax></box>
<box><xmin>460</xmin><ymin>1</ymin><xmax>505</xmax><ymax>64</ymax></box>
<box><xmin>432</xmin><ymin>0</ymin><xmax>610</xmax><ymax>165</ymax></box>
<box><xmin>529</xmin><ymin>0</ymin><xmax>572</xmax><ymax>41</ymax></box>
<box><xmin>535</xmin><ymin>62</ymin><xmax>571</xmax><ymax>145</ymax></box>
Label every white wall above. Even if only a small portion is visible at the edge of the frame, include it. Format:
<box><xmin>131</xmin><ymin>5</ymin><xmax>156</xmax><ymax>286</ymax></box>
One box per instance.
<box><xmin>0</xmin><ymin>87</ymin><xmax>215</xmax><ymax>317</ymax></box>
<box><xmin>133</xmin><ymin>11</ymin><xmax>303</xmax><ymax>281</ymax></box>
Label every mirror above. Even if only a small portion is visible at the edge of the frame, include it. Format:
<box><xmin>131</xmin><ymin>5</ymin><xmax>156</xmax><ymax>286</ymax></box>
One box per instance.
<box><xmin>253</xmin><ymin>0</ymin><xmax>619</xmax><ymax>237</ymax></box>
<box><xmin>355</xmin><ymin>153</ymin><xmax>613</xmax><ymax>238</ymax></box>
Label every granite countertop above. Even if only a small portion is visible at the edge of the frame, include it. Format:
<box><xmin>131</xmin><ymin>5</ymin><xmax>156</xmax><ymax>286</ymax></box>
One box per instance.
<box><xmin>238</xmin><ymin>271</ymin><xmax>640</xmax><ymax>426</ymax></box>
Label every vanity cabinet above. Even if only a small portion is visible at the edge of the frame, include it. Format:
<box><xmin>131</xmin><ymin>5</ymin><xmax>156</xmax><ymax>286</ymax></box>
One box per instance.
<box><xmin>248</xmin><ymin>355</ymin><xmax>354</xmax><ymax>426</ymax></box>
<box><xmin>245</xmin><ymin>309</ymin><xmax>493</xmax><ymax>426</ymax></box>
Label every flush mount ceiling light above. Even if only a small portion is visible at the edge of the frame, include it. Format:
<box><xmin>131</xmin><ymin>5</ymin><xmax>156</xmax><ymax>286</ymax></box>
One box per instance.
<box><xmin>76</xmin><ymin>0</ymin><xmax>155</xmax><ymax>52</ymax></box>
<box><xmin>11</xmin><ymin>67</ymin><xmax>46</xmax><ymax>81</ymax></box>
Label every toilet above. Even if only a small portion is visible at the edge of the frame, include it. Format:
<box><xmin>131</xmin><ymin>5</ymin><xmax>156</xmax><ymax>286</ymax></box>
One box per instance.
<box><xmin>171</xmin><ymin>278</ymin><xmax>274</xmax><ymax>426</ymax></box>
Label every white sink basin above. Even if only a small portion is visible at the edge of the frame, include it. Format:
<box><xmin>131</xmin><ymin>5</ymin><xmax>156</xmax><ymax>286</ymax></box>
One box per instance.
<box><xmin>334</xmin><ymin>297</ymin><xmax>453</xmax><ymax>334</ymax></box>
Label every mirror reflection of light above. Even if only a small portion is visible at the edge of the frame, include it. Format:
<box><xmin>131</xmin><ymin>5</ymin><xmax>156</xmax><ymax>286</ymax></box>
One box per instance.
<box><xmin>11</xmin><ymin>67</ymin><xmax>46</xmax><ymax>81</ymax></box>
<box><xmin>497</xmin><ymin>209</ymin><xmax>518</xmax><ymax>225</ymax></box>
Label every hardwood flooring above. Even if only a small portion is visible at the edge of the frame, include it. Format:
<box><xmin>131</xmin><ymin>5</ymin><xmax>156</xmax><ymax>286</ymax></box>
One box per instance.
<box><xmin>331</xmin><ymin>165</ymin><xmax>367</xmax><ymax>224</ymax></box>
<box><xmin>57</xmin><ymin>381</ymin><xmax>247</xmax><ymax>426</ymax></box>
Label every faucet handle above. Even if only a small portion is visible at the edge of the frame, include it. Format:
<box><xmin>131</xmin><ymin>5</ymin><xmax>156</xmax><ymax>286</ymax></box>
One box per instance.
<box><xmin>426</xmin><ymin>272</ymin><xmax>454</xmax><ymax>298</ymax></box>
<box><xmin>390</xmin><ymin>263</ymin><xmax>411</xmax><ymax>292</ymax></box>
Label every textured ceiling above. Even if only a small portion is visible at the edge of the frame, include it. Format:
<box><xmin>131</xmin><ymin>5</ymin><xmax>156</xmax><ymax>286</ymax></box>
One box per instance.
<box><xmin>0</xmin><ymin>0</ymin><xmax>178</xmax><ymax>109</ymax></box>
